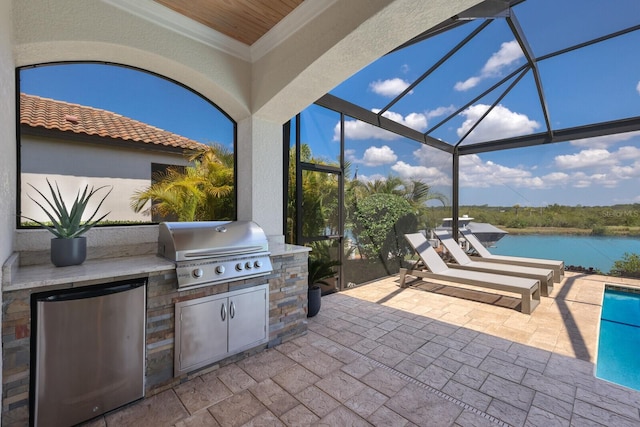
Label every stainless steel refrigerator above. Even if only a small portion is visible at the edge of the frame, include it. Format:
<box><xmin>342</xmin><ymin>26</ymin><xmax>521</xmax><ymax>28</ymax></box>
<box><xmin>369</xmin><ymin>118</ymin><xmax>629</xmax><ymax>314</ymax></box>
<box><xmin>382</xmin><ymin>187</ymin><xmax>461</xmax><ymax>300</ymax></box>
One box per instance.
<box><xmin>31</xmin><ymin>278</ymin><xmax>146</xmax><ymax>427</ymax></box>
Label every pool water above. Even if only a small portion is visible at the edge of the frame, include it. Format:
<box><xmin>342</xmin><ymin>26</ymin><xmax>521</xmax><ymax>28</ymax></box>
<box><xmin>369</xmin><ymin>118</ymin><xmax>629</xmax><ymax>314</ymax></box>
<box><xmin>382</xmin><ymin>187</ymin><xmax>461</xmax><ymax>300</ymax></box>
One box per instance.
<box><xmin>595</xmin><ymin>287</ymin><xmax>640</xmax><ymax>391</ymax></box>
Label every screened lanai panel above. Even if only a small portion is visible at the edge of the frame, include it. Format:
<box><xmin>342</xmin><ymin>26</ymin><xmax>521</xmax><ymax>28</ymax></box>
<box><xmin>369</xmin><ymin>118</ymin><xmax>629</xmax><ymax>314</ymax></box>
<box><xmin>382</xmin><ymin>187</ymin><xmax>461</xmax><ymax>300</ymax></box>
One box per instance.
<box><xmin>328</xmin><ymin>20</ymin><xmax>483</xmax><ymax>111</ymax></box>
<box><xmin>514</xmin><ymin>0</ymin><xmax>640</xmax><ymax>58</ymax></box>
<box><xmin>301</xmin><ymin>169</ymin><xmax>340</xmax><ymax>239</ymax></box>
<box><xmin>458</xmin><ymin>129</ymin><xmax>640</xmax><ymax>208</ymax></box>
<box><xmin>456</xmin><ymin>71</ymin><xmax>546</xmax><ymax>146</ymax></box>
<box><xmin>300</xmin><ymin>104</ymin><xmax>340</xmax><ymax>166</ymax></box>
<box><xmin>378</xmin><ymin>18</ymin><xmax>528</xmax><ymax>143</ymax></box>
<box><xmin>538</xmin><ymin>30</ymin><xmax>640</xmax><ymax>130</ymax></box>
<box><xmin>342</xmin><ymin>126</ymin><xmax>452</xmax><ymax>286</ymax></box>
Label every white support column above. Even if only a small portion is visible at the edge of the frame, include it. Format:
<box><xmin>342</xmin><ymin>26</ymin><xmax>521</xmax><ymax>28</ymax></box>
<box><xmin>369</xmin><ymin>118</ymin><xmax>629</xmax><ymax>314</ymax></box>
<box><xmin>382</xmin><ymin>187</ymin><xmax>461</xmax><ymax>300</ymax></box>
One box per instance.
<box><xmin>237</xmin><ymin>116</ymin><xmax>284</xmax><ymax>242</ymax></box>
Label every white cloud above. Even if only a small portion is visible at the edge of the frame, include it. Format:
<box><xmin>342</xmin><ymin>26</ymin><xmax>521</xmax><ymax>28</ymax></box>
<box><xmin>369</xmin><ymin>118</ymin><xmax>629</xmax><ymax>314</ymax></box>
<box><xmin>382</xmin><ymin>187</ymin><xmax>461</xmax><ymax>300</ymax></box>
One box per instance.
<box><xmin>555</xmin><ymin>146</ymin><xmax>640</xmax><ymax>170</ymax></box>
<box><xmin>413</xmin><ymin>144</ymin><xmax>451</xmax><ymax>168</ymax></box>
<box><xmin>454</xmin><ymin>77</ymin><xmax>481</xmax><ymax>92</ymax></box>
<box><xmin>541</xmin><ymin>172</ymin><xmax>570</xmax><ymax>185</ymax></box>
<box><xmin>391</xmin><ymin>161</ymin><xmax>451</xmax><ymax>186</ymax></box>
<box><xmin>555</xmin><ymin>149</ymin><xmax>613</xmax><ymax>169</ymax></box>
<box><xmin>370</xmin><ymin>78</ymin><xmax>412</xmax><ymax>97</ymax></box>
<box><xmin>456</xmin><ymin>104</ymin><xmax>540</xmax><ymax>144</ymax></box>
<box><xmin>402</xmin><ymin>112</ymin><xmax>428</xmax><ymax>130</ymax></box>
<box><xmin>354</xmin><ymin>173</ymin><xmax>387</xmax><ymax>184</ymax></box>
<box><xmin>454</xmin><ymin>40</ymin><xmax>524</xmax><ymax>91</ymax></box>
<box><xmin>344</xmin><ymin>149</ymin><xmax>357</xmax><ymax>163</ymax></box>
<box><xmin>570</xmin><ymin>131</ymin><xmax>640</xmax><ymax>148</ymax></box>
<box><xmin>426</xmin><ymin>105</ymin><xmax>456</xmax><ymax>120</ymax></box>
<box><xmin>336</xmin><ymin>108</ymin><xmax>427</xmax><ymax>141</ymax></box>
<box><xmin>482</xmin><ymin>40</ymin><xmax>523</xmax><ymax>76</ymax></box>
<box><xmin>454</xmin><ymin>144</ymin><xmax>640</xmax><ymax>193</ymax></box>
<box><xmin>362</xmin><ymin>145</ymin><xmax>397</xmax><ymax>166</ymax></box>
<box><xmin>611</xmin><ymin>160</ymin><xmax>640</xmax><ymax>179</ymax></box>
<box><xmin>459</xmin><ymin>155</ymin><xmax>544</xmax><ymax>189</ymax></box>
<box><xmin>337</xmin><ymin>119</ymin><xmax>398</xmax><ymax>141</ymax></box>
<box><xmin>615</xmin><ymin>145</ymin><xmax>640</xmax><ymax>160</ymax></box>
<box><xmin>569</xmin><ymin>172</ymin><xmax>619</xmax><ymax>188</ymax></box>
<box><xmin>637</xmin><ymin>80</ymin><xmax>640</xmax><ymax>95</ymax></box>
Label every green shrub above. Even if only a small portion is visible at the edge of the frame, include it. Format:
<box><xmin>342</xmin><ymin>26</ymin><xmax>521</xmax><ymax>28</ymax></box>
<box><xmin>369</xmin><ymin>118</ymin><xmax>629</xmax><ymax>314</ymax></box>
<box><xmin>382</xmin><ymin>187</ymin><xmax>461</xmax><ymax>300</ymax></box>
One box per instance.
<box><xmin>352</xmin><ymin>193</ymin><xmax>417</xmax><ymax>274</ymax></box>
<box><xmin>609</xmin><ymin>252</ymin><xmax>640</xmax><ymax>278</ymax></box>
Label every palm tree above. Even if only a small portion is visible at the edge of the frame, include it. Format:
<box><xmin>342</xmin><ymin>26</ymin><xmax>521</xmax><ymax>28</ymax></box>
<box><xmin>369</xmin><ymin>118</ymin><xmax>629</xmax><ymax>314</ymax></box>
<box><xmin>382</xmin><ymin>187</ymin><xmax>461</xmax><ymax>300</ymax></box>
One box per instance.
<box><xmin>131</xmin><ymin>144</ymin><xmax>234</xmax><ymax>221</ymax></box>
<box><xmin>131</xmin><ymin>167</ymin><xmax>206</xmax><ymax>221</ymax></box>
<box><xmin>187</xmin><ymin>144</ymin><xmax>235</xmax><ymax>220</ymax></box>
<box><xmin>350</xmin><ymin>175</ymin><xmax>448</xmax><ymax>215</ymax></box>
<box><xmin>401</xmin><ymin>179</ymin><xmax>448</xmax><ymax>208</ymax></box>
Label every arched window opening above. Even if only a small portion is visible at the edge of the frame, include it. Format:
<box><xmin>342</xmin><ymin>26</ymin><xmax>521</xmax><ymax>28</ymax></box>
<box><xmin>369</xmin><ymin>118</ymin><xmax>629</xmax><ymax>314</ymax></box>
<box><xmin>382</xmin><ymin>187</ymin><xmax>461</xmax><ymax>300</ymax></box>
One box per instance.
<box><xmin>18</xmin><ymin>62</ymin><xmax>236</xmax><ymax>228</ymax></box>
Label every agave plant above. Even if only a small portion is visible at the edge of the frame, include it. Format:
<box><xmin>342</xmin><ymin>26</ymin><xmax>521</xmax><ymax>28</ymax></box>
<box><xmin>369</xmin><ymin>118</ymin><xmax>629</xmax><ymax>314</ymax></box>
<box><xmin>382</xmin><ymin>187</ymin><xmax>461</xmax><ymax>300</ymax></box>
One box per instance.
<box><xmin>22</xmin><ymin>179</ymin><xmax>112</xmax><ymax>238</ymax></box>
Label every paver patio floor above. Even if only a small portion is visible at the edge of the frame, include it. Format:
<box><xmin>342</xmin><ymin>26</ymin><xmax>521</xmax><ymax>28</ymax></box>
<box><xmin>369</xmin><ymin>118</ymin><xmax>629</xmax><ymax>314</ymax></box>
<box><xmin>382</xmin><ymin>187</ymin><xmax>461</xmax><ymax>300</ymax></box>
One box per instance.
<box><xmin>85</xmin><ymin>272</ymin><xmax>640</xmax><ymax>426</ymax></box>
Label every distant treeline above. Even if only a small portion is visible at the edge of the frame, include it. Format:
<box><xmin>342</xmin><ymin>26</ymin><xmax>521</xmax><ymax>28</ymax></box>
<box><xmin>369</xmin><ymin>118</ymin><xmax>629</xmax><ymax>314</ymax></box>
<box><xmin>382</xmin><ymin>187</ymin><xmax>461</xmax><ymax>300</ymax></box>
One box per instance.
<box><xmin>426</xmin><ymin>204</ymin><xmax>640</xmax><ymax>236</ymax></box>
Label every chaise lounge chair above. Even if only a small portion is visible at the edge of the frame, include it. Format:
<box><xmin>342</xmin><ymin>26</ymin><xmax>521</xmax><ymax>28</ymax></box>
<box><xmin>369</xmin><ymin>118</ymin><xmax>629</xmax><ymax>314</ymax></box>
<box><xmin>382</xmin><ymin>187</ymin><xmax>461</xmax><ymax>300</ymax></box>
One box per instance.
<box><xmin>434</xmin><ymin>230</ymin><xmax>554</xmax><ymax>297</ymax></box>
<box><xmin>400</xmin><ymin>233</ymin><xmax>540</xmax><ymax>314</ymax></box>
<box><xmin>460</xmin><ymin>229</ymin><xmax>564</xmax><ymax>283</ymax></box>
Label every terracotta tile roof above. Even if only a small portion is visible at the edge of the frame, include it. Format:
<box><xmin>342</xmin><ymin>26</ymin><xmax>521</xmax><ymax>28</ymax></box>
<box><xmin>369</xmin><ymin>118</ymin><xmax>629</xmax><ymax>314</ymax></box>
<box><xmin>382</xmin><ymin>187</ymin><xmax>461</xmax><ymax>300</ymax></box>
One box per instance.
<box><xmin>20</xmin><ymin>93</ymin><xmax>207</xmax><ymax>151</ymax></box>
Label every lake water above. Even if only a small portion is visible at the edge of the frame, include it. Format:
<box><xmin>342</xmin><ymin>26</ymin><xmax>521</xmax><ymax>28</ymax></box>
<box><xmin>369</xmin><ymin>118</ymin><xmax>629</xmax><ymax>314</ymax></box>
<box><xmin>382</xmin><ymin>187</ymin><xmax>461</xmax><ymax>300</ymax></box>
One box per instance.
<box><xmin>488</xmin><ymin>234</ymin><xmax>640</xmax><ymax>273</ymax></box>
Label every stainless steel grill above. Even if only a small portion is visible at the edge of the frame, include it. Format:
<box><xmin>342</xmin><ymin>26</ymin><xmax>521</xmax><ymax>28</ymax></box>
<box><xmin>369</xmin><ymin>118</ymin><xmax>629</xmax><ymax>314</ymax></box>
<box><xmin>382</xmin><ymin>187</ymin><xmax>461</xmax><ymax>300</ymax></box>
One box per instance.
<box><xmin>158</xmin><ymin>221</ymin><xmax>273</xmax><ymax>289</ymax></box>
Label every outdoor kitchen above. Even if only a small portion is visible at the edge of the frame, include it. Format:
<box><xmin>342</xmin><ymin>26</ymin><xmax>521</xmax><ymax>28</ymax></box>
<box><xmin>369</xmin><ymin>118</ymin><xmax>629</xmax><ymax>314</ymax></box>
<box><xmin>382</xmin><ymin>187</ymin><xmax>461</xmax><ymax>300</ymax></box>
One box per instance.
<box><xmin>1</xmin><ymin>221</ymin><xmax>310</xmax><ymax>426</ymax></box>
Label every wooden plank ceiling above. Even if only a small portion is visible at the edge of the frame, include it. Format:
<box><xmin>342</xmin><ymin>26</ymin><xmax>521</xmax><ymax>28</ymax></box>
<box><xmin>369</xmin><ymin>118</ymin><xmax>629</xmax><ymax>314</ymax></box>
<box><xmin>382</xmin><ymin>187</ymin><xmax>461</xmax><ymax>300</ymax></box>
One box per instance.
<box><xmin>153</xmin><ymin>0</ymin><xmax>305</xmax><ymax>45</ymax></box>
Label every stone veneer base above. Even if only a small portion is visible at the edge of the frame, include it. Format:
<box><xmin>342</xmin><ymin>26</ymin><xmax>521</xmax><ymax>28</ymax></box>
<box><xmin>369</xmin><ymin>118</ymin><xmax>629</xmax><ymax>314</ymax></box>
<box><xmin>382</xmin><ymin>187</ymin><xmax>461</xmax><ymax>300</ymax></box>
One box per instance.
<box><xmin>1</xmin><ymin>250</ymin><xmax>309</xmax><ymax>425</ymax></box>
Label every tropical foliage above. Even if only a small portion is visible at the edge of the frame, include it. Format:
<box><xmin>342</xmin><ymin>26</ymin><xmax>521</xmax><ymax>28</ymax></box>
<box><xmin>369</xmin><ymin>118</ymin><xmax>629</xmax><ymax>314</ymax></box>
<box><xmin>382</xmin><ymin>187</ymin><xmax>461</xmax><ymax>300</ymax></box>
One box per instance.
<box><xmin>609</xmin><ymin>252</ymin><xmax>640</xmax><ymax>278</ymax></box>
<box><xmin>286</xmin><ymin>144</ymin><xmax>449</xmax><ymax>280</ymax></box>
<box><xmin>308</xmin><ymin>241</ymin><xmax>341</xmax><ymax>288</ymax></box>
<box><xmin>428</xmin><ymin>204</ymin><xmax>640</xmax><ymax>235</ymax></box>
<box><xmin>131</xmin><ymin>144</ymin><xmax>234</xmax><ymax>221</ymax></box>
<box><xmin>351</xmin><ymin>193</ymin><xmax>416</xmax><ymax>274</ymax></box>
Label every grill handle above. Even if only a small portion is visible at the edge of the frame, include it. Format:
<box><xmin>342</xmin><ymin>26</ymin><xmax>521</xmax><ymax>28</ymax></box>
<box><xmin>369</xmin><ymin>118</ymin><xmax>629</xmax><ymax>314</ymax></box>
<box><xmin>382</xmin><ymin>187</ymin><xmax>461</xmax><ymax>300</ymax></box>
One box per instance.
<box><xmin>184</xmin><ymin>246</ymin><xmax>265</xmax><ymax>258</ymax></box>
<box><xmin>221</xmin><ymin>303</ymin><xmax>227</xmax><ymax>321</ymax></box>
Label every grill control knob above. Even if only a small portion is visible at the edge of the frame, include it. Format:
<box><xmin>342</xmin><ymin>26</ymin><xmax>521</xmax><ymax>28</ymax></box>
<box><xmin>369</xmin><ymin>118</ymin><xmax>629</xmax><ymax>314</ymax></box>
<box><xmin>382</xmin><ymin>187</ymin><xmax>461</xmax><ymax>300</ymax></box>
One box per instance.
<box><xmin>245</xmin><ymin>261</ymin><xmax>253</xmax><ymax>269</ymax></box>
<box><xmin>192</xmin><ymin>268</ymin><xmax>204</xmax><ymax>278</ymax></box>
<box><xmin>235</xmin><ymin>263</ymin><xmax>243</xmax><ymax>271</ymax></box>
<box><xmin>254</xmin><ymin>260</ymin><xmax>262</xmax><ymax>268</ymax></box>
<box><xmin>215</xmin><ymin>265</ymin><xmax>225</xmax><ymax>275</ymax></box>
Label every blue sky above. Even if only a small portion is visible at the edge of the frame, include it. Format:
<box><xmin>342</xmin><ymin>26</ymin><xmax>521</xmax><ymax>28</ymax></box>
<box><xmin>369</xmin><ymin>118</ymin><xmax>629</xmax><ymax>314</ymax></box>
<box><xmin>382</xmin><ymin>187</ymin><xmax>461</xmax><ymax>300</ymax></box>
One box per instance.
<box><xmin>19</xmin><ymin>0</ymin><xmax>640</xmax><ymax>208</ymax></box>
<box><xmin>20</xmin><ymin>63</ymin><xmax>235</xmax><ymax>149</ymax></box>
<box><xmin>320</xmin><ymin>0</ymin><xmax>640</xmax><ymax>207</ymax></box>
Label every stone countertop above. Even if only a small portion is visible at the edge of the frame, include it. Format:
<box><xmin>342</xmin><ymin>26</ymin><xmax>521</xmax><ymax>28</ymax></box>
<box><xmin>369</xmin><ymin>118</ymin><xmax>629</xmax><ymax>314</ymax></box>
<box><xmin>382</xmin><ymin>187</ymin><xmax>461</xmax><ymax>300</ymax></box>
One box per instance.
<box><xmin>268</xmin><ymin>242</ymin><xmax>310</xmax><ymax>257</ymax></box>
<box><xmin>2</xmin><ymin>243</ymin><xmax>309</xmax><ymax>293</ymax></box>
<box><xmin>3</xmin><ymin>255</ymin><xmax>176</xmax><ymax>292</ymax></box>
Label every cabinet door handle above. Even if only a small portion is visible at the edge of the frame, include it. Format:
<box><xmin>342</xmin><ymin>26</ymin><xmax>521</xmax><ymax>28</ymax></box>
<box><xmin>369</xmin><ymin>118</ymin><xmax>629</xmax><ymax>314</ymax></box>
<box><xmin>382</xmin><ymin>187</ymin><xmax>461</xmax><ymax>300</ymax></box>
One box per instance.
<box><xmin>230</xmin><ymin>301</ymin><xmax>235</xmax><ymax>319</ymax></box>
<box><xmin>221</xmin><ymin>302</ymin><xmax>227</xmax><ymax>321</ymax></box>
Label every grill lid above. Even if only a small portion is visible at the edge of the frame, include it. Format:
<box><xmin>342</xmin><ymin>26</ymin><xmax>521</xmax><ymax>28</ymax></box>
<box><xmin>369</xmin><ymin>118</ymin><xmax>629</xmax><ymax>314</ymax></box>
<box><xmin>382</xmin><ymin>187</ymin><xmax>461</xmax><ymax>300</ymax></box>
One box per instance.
<box><xmin>158</xmin><ymin>221</ymin><xmax>269</xmax><ymax>262</ymax></box>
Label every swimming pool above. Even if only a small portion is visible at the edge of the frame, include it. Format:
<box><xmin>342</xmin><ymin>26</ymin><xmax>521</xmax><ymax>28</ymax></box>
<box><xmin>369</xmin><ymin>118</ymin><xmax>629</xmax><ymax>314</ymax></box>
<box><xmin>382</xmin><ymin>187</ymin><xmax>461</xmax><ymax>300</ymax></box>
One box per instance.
<box><xmin>595</xmin><ymin>285</ymin><xmax>640</xmax><ymax>391</ymax></box>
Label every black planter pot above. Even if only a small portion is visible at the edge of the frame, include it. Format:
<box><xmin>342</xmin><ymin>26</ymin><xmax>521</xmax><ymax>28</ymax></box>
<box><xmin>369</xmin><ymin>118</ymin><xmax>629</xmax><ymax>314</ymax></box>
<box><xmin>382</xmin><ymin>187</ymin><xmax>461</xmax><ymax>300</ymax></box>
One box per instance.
<box><xmin>51</xmin><ymin>237</ymin><xmax>87</xmax><ymax>267</ymax></box>
<box><xmin>307</xmin><ymin>285</ymin><xmax>322</xmax><ymax>318</ymax></box>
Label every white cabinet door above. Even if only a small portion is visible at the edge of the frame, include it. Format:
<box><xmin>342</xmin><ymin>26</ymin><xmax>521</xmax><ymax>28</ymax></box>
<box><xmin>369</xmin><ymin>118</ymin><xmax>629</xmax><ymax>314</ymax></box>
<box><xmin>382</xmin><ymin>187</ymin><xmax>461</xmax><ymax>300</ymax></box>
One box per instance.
<box><xmin>175</xmin><ymin>294</ymin><xmax>227</xmax><ymax>375</ymax></box>
<box><xmin>228</xmin><ymin>286</ymin><xmax>268</xmax><ymax>352</ymax></box>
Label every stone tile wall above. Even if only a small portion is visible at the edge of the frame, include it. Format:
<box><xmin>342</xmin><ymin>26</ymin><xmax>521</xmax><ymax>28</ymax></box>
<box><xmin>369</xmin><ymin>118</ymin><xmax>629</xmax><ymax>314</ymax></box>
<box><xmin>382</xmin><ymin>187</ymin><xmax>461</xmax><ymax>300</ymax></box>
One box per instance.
<box><xmin>1</xmin><ymin>251</ymin><xmax>309</xmax><ymax>425</ymax></box>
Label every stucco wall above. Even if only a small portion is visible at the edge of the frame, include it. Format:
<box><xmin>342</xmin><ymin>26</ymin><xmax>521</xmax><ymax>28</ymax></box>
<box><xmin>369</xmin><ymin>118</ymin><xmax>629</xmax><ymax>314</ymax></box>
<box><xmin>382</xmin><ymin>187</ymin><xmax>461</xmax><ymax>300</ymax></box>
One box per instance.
<box><xmin>0</xmin><ymin>0</ymin><xmax>15</xmax><ymax>420</ymax></box>
<box><xmin>12</xmin><ymin>0</ymin><xmax>252</xmax><ymax>122</ymax></box>
<box><xmin>20</xmin><ymin>135</ymin><xmax>192</xmax><ymax>223</ymax></box>
<box><xmin>0</xmin><ymin>1</ymin><xmax>15</xmax><ymax>249</ymax></box>
<box><xmin>7</xmin><ymin>0</ymin><xmax>484</xmax><ymax>242</ymax></box>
